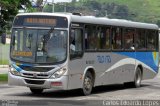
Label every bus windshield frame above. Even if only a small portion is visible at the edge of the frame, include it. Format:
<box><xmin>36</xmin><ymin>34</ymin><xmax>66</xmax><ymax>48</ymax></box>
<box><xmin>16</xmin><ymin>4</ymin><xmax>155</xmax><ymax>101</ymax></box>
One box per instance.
<box><xmin>10</xmin><ymin>15</ymin><xmax>68</xmax><ymax>65</ymax></box>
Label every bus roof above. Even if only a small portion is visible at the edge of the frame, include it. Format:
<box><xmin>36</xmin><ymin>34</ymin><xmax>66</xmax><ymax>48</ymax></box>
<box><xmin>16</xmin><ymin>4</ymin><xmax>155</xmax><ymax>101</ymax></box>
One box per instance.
<box><xmin>16</xmin><ymin>12</ymin><xmax>158</xmax><ymax>30</ymax></box>
<box><xmin>70</xmin><ymin>15</ymin><xmax>158</xmax><ymax>30</ymax></box>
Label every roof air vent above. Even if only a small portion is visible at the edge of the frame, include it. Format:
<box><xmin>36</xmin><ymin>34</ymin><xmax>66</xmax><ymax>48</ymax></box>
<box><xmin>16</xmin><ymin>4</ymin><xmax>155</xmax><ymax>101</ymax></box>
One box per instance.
<box><xmin>72</xmin><ymin>12</ymin><xmax>82</xmax><ymax>16</ymax></box>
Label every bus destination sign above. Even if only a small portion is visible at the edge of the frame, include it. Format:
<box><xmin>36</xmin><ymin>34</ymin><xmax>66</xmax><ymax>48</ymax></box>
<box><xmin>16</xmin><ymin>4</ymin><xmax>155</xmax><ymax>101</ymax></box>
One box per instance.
<box><xmin>25</xmin><ymin>18</ymin><xmax>57</xmax><ymax>26</ymax></box>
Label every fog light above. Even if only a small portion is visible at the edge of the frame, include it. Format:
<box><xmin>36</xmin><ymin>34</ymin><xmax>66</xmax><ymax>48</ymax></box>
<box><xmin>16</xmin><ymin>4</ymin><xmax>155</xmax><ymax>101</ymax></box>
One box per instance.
<box><xmin>51</xmin><ymin>82</ymin><xmax>62</xmax><ymax>86</ymax></box>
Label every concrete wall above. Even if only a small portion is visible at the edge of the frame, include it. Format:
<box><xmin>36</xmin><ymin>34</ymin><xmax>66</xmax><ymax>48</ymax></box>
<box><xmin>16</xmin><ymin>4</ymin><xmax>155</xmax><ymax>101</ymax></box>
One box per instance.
<box><xmin>0</xmin><ymin>44</ymin><xmax>10</xmax><ymax>65</ymax></box>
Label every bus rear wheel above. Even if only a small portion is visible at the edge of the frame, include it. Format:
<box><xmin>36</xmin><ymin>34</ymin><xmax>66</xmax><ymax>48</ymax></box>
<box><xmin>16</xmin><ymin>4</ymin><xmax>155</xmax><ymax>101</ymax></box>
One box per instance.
<box><xmin>134</xmin><ymin>67</ymin><xmax>142</xmax><ymax>88</ymax></box>
<box><xmin>82</xmin><ymin>71</ymin><xmax>94</xmax><ymax>96</ymax></box>
<box><xmin>124</xmin><ymin>67</ymin><xmax>142</xmax><ymax>88</ymax></box>
<box><xmin>30</xmin><ymin>88</ymin><xmax>43</xmax><ymax>94</ymax></box>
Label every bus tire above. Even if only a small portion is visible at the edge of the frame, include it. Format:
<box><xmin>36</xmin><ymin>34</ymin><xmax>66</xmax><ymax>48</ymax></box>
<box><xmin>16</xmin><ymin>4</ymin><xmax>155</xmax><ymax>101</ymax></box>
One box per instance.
<box><xmin>133</xmin><ymin>67</ymin><xmax>142</xmax><ymax>88</ymax></box>
<box><xmin>124</xmin><ymin>67</ymin><xmax>142</xmax><ymax>88</ymax></box>
<box><xmin>82</xmin><ymin>71</ymin><xmax>94</xmax><ymax>95</ymax></box>
<box><xmin>30</xmin><ymin>88</ymin><xmax>43</xmax><ymax>94</ymax></box>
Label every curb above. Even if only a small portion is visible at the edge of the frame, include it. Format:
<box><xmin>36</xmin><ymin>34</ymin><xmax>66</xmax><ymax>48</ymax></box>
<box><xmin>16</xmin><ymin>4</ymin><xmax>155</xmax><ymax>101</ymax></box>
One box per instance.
<box><xmin>0</xmin><ymin>65</ymin><xmax>9</xmax><ymax>68</ymax></box>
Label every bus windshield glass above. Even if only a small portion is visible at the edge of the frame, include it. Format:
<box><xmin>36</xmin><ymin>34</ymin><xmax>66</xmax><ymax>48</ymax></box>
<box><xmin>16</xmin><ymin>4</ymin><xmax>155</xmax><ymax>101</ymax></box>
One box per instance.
<box><xmin>10</xmin><ymin>15</ymin><xmax>68</xmax><ymax>64</ymax></box>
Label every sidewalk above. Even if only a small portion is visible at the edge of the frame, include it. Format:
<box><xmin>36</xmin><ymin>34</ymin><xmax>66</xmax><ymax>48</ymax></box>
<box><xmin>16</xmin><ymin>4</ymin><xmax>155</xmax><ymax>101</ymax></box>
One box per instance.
<box><xmin>0</xmin><ymin>65</ymin><xmax>8</xmax><ymax>68</ymax></box>
<box><xmin>0</xmin><ymin>68</ymin><xmax>8</xmax><ymax>74</ymax></box>
<box><xmin>0</xmin><ymin>65</ymin><xmax>9</xmax><ymax>74</ymax></box>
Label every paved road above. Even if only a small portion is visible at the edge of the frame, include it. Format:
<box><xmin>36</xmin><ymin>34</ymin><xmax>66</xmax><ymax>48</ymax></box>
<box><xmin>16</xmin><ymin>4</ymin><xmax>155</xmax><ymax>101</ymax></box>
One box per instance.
<box><xmin>0</xmin><ymin>71</ymin><xmax>160</xmax><ymax>106</ymax></box>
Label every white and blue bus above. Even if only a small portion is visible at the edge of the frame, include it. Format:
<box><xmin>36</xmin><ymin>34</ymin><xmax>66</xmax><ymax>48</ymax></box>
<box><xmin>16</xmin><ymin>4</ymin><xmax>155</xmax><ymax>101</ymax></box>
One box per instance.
<box><xmin>8</xmin><ymin>13</ymin><xmax>159</xmax><ymax>95</ymax></box>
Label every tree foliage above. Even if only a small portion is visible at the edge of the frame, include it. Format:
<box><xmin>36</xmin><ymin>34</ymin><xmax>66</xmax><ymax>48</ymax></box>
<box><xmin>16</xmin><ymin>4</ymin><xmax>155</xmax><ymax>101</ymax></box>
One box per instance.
<box><xmin>36</xmin><ymin>0</ymin><xmax>43</xmax><ymax>12</ymax></box>
<box><xmin>1</xmin><ymin>0</ymin><xmax>160</xmax><ymax>29</ymax></box>
<box><xmin>0</xmin><ymin>0</ymin><xmax>31</xmax><ymax>34</ymax></box>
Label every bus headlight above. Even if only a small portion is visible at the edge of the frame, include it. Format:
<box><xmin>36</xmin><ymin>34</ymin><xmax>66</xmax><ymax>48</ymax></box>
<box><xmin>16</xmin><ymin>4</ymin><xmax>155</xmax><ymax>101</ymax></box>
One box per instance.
<box><xmin>9</xmin><ymin>66</ymin><xmax>21</xmax><ymax>76</ymax></box>
<box><xmin>51</xmin><ymin>68</ymin><xmax>67</xmax><ymax>79</ymax></box>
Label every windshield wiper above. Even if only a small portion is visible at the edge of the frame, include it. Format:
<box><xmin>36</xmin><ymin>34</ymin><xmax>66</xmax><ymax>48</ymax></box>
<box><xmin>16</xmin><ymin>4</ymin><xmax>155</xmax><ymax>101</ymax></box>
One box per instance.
<box><xmin>43</xmin><ymin>27</ymin><xmax>55</xmax><ymax>42</ymax></box>
<box><xmin>48</xmin><ymin>27</ymin><xmax>54</xmax><ymax>34</ymax></box>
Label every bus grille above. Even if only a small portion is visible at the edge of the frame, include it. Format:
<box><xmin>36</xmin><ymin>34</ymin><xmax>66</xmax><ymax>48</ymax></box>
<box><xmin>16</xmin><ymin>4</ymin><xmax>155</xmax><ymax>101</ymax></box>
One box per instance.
<box><xmin>25</xmin><ymin>79</ymin><xmax>45</xmax><ymax>85</ymax></box>
<box><xmin>22</xmin><ymin>73</ymin><xmax>49</xmax><ymax>79</ymax></box>
<box><xmin>20</xmin><ymin>66</ymin><xmax>54</xmax><ymax>72</ymax></box>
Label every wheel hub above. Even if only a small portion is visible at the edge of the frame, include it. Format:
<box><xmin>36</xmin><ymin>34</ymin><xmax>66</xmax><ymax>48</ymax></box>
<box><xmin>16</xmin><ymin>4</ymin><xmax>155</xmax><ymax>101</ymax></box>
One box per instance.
<box><xmin>84</xmin><ymin>77</ymin><xmax>92</xmax><ymax>90</ymax></box>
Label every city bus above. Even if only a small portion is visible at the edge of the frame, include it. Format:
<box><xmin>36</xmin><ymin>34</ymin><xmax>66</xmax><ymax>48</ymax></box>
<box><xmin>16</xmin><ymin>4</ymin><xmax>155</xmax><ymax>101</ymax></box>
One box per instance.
<box><xmin>8</xmin><ymin>12</ymin><xmax>159</xmax><ymax>95</ymax></box>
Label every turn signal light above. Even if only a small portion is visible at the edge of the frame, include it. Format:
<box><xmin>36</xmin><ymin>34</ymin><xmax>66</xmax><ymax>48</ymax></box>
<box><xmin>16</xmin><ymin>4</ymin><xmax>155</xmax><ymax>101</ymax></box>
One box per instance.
<box><xmin>51</xmin><ymin>82</ymin><xmax>62</xmax><ymax>86</ymax></box>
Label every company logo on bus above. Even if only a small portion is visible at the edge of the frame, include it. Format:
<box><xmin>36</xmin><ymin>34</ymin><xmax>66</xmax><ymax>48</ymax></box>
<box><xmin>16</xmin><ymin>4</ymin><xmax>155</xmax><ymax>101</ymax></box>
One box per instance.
<box><xmin>33</xmin><ymin>73</ymin><xmax>37</xmax><ymax>78</ymax></box>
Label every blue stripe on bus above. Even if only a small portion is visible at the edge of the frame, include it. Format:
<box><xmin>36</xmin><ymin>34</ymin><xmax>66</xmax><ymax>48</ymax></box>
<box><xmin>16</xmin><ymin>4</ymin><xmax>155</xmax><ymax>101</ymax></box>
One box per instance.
<box><xmin>115</xmin><ymin>52</ymin><xmax>159</xmax><ymax>73</ymax></box>
<box><xmin>12</xmin><ymin>64</ymin><xmax>23</xmax><ymax>72</ymax></box>
<box><xmin>12</xmin><ymin>63</ymin><xmax>33</xmax><ymax>72</ymax></box>
<box><xmin>19</xmin><ymin>63</ymin><xmax>33</xmax><ymax>68</ymax></box>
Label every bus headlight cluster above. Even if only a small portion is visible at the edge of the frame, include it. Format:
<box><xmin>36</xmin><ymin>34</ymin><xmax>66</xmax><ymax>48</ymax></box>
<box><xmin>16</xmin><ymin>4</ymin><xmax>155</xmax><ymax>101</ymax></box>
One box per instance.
<box><xmin>9</xmin><ymin>66</ymin><xmax>21</xmax><ymax>76</ymax></box>
<box><xmin>51</xmin><ymin>68</ymin><xmax>67</xmax><ymax>79</ymax></box>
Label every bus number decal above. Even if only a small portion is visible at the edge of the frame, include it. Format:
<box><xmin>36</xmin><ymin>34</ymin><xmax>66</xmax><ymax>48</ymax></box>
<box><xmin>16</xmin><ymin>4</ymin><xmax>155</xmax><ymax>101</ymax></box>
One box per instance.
<box><xmin>97</xmin><ymin>55</ymin><xmax>111</xmax><ymax>64</ymax></box>
<box><xmin>86</xmin><ymin>60</ymin><xmax>95</xmax><ymax>65</ymax></box>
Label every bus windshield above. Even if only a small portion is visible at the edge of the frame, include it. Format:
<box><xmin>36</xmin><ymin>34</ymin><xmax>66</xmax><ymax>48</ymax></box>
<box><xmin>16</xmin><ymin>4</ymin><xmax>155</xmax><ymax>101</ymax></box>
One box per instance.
<box><xmin>10</xmin><ymin>28</ymin><xmax>67</xmax><ymax>64</ymax></box>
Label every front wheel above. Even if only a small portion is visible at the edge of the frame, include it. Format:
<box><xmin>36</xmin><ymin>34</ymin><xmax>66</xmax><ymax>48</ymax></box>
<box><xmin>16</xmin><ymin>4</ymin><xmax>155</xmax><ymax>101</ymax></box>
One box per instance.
<box><xmin>82</xmin><ymin>71</ymin><xmax>94</xmax><ymax>96</ymax></box>
<box><xmin>30</xmin><ymin>88</ymin><xmax>43</xmax><ymax>94</ymax></box>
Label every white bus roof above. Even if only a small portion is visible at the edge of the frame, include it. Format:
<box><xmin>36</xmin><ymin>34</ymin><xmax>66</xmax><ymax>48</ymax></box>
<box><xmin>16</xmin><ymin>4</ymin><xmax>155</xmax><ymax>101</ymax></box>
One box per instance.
<box><xmin>16</xmin><ymin>12</ymin><xmax>158</xmax><ymax>30</ymax></box>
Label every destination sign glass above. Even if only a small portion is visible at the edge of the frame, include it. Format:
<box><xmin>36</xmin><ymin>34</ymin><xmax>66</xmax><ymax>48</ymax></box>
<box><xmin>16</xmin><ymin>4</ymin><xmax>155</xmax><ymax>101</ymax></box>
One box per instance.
<box><xmin>13</xmin><ymin>15</ymin><xmax>68</xmax><ymax>28</ymax></box>
<box><xmin>25</xmin><ymin>18</ymin><xmax>57</xmax><ymax>26</ymax></box>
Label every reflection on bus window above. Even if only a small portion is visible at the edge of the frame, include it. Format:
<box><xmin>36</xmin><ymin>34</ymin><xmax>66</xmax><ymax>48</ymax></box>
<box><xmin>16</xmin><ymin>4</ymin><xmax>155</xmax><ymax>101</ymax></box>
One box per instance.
<box><xmin>124</xmin><ymin>29</ymin><xmax>134</xmax><ymax>50</ymax></box>
<box><xmin>85</xmin><ymin>26</ymin><xmax>110</xmax><ymax>51</ymax></box>
<box><xmin>135</xmin><ymin>29</ymin><xmax>146</xmax><ymax>50</ymax></box>
<box><xmin>11</xmin><ymin>29</ymin><xmax>67</xmax><ymax>63</ymax></box>
<box><xmin>147</xmin><ymin>30</ymin><xmax>156</xmax><ymax>50</ymax></box>
<box><xmin>42</xmin><ymin>30</ymin><xmax>67</xmax><ymax>63</ymax></box>
<box><xmin>112</xmin><ymin>27</ymin><xmax>122</xmax><ymax>50</ymax></box>
<box><xmin>14</xmin><ymin>30</ymin><xmax>18</xmax><ymax>51</ymax></box>
<box><xmin>85</xmin><ymin>26</ymin><xmax>98</xmax><ymax>50</ymax></box>
<box><xmin>70</xmin><ymin>28</ymin><xmax>83</xmax><ymax>57</ymax></box>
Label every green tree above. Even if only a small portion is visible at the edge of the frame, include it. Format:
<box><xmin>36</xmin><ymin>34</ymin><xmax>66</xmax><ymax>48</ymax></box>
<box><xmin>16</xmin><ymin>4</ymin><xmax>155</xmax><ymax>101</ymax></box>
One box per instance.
<box><xmin>156</xmin><ymin>20</ymin><xmax>160</xmax><ymax>27</ymax></box>
<box><xmin>0</xmin><ymin>0</ymin><xmax>31</xmax><ymax>34</ymax></box>
<box><xmin>36</xmin><ymin>0</ymin><xmax>43</xmax><ymax>12</ymax></box>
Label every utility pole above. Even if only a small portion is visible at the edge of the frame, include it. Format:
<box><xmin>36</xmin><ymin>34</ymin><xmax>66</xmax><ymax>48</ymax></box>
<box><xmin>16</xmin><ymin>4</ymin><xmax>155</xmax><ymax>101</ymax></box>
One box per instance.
<box><xmin>0</xmin><ymin>6</ymin><xmax>2</xmax><ymax>63</ymax></box>
<box><xmin>64</xmin><ymin>3</ymin><xmax>67</xmax><ymax>12</ymax></box>
<box><xmin>0</xmin><ymin>6</ymin><xmax>1</xmax><ymax>34</ymax></box>
<box><xmin>52</xmin><ymin>0</ymin><xmax>54</xmax><ymax>12</ymax></box>
<box><xmin>0</xmin><ymin>7</ymin><xmax>1</xmax><ymax>15</ymax></box>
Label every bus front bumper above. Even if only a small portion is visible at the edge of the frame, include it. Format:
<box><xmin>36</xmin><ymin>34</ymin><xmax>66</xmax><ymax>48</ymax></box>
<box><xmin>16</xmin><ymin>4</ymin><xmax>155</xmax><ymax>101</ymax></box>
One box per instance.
<box><xmin>8</xmin><ymin>72</ymin><xmax>68</xmax><ymax>90</ymax></box>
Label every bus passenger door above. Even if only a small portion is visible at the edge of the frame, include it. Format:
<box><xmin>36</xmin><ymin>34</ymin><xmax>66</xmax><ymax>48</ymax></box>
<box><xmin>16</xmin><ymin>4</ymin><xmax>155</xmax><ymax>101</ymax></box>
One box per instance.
<box><xmin>68</xmin><ymin>27</ymin><xmax>84</xmax><ymax>89</ymax></box>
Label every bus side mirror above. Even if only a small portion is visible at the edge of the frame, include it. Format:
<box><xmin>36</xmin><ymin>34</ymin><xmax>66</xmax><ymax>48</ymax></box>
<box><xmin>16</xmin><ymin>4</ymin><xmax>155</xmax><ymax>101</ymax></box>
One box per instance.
<box><xmin>1</xmin><ymin>33</ymin><xmax>6</xmax><ymax>44</ymax></box>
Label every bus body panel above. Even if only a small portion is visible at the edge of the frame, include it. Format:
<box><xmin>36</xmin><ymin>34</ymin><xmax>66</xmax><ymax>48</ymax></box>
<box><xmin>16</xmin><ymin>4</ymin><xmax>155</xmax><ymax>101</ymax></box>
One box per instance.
<box><xmin>8</xmin><ymin>71</ymin><xmax>69</xmax><ymax>90</ymax></box>
<box><xmin>9</xmin><ymin>13</ymin><xmax>159</xmax><ymax>93</ymax></box>
<box><xmin>67</xmin><ymin>51</ymin><xmax>158</xmax><ymax>89</ymax></box>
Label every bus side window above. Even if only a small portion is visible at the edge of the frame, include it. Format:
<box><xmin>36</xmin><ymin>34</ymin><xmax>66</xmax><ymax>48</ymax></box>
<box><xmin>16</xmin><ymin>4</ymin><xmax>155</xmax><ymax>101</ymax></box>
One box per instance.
<box><xmin>88</xmin><ymin>26</ymin><xmax>97</xmax><ymax>50</ymax></box>
<box><xmin>124</xmin><ymin>28</ymin><xmax>134</xmax><ymax>50</ymax></box>
<box><xmin>146</xmin><ymin>30</ymin><xmax>156</xmax><ymax>50</ymax></box>
<box><xmin>105</xmin><ymin>28</ymin><xmax>111</xmax><ymax>49</ymax></box>
<box><xmin>85</xmin><ymin>25</ymin><xmax>98</xmax><ymax>50</ymax></box>
<box><xmin>111</xmin><ymin>27</ymin><xmax>122</xmax><ymax>50</ymax></box>
<box><xmin>70</xmin><ymin>28</ymin><xmax>83</xmax><ymax>59</ymax></box>
<box><xmin>97</xmin><ymin>27</ymin><xmax>110</xmax><ymax>50</ymax></box>
<box><xmin>135</xmin><ymin>29</ymin><xmax>146</xmax><ymax>50</ymax></box>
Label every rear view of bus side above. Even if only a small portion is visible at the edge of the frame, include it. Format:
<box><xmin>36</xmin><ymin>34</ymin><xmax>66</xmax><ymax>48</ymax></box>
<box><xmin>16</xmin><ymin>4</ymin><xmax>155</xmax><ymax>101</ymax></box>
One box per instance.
<box><xmin>8</xmin><ymin>13</ymin><xmax>159</xmax><ymax>95</ymax></box>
